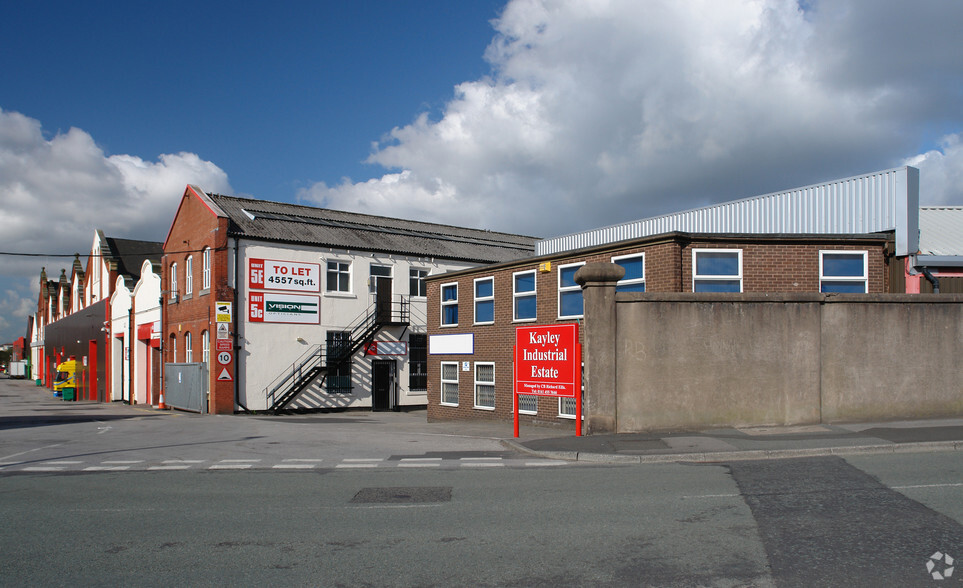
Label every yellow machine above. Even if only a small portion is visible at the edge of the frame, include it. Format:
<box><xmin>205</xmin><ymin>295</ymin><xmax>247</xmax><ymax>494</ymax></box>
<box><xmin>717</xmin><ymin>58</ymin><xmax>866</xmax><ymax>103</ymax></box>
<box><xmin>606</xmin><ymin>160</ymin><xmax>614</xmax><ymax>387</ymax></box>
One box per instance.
<box><xmin>53</xmin><ymin>358</ymin><xmax>78</xmax><ymax>401</ymax></box>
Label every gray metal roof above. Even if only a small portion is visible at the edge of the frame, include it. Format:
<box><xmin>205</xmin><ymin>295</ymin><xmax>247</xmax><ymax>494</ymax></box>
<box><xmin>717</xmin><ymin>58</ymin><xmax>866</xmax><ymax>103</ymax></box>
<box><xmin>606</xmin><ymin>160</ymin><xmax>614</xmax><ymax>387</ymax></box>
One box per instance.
<box><xmin>208</xmin><ymin>193</ymin><xmax>538</xmax><ymax>264</ymax></box>
<box><xmin>918</xmin><ymin>207</ymin><xmax>963</xmax><ymax>256</ymax></box>
<box><xmin>537</xmin><ymin>166</ymin><xmax>920</xmax><ymax>257</ymax></box>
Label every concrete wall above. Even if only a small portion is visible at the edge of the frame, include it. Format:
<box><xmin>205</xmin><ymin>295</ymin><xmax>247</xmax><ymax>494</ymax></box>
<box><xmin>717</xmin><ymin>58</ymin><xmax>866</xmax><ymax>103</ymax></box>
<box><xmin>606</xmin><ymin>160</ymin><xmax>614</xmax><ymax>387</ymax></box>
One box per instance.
<box><xmin>579</xmin><ymin>263</ymin><xmax>963</xmax><ymax>432</ymax></box>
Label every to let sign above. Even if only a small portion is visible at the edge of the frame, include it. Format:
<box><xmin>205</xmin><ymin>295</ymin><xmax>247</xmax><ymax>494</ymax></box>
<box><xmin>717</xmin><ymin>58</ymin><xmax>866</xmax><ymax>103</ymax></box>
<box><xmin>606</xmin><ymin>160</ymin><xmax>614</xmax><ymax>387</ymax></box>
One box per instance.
<box><xmin>514</xmin><ymin>324</ymin><xmax>579</xmax><ymax>398</ymax></box>
<box><xmin>249</xmin><ymin>258</ymin><xmax>320</xmax><ymax>293</ymax></box>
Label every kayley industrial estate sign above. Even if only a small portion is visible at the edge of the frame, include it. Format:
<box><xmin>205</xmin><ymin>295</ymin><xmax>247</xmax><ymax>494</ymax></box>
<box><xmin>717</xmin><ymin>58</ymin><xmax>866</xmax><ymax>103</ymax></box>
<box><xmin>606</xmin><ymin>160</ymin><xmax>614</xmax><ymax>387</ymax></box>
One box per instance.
<box><xmin>513</xmin><ymin>323</ymin><xmax>582</xmax><ymax>436</ymax></box>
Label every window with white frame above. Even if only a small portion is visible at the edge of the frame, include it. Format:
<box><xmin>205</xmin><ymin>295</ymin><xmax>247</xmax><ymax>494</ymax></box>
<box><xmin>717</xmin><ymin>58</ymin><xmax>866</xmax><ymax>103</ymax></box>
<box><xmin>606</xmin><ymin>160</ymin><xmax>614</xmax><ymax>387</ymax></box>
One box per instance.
<box><xmin>518</xmin><ymin>394</ymin><xmax>537</xmax><ymax>415</ymax></box>
<box><xmin>513</xmin><ymin>270</ymin><xmax>537</xmax><ymax>321</ymax></box>
<box><xmin>693</xmin><ymin>249</ymin><xmax>742</xmax><ymax>292</ymax></box>
<box><xmin>559</xmin><ymin>396</ymin><xmax>578</xmax><ymax>418</ymax></box>
<box><xmin>202</xmin><ymin>330</ymin><xmax>210</xmax><ymax>364</ymax></box>
<box><xmin>326</xmin><ymin>261</ymin><xmax>350</xmax><ymax>293</ymax></box>
<box><xmin>184</xmin><ymin>332</ymin><xmax>193</xmax><ymax>363</ymax></box>
<box><xmin>474</xmin><ymin>363</ymin><xmax>495</xmax><ymax>409</ymax></box>
<box><xmin>558</xmin><ymin>263</ymin><xmax>584</xmax><ymax>318</ymax></box>
<box><xmin>820</xmin><ymin>251</ymin><xmax>868</xmax><ymax>293</ymax></box>
<box><xmin>441</xmin><ymin>283</ymin><xmax>458</xmax><ymax>326</ymax></box>
<box><xmin>474</xmin><ymin>277</ymin><xmax>494</xmax><ymax>324</ymax></box>
<box><xmin>185</xmin><ymin>256</ymin><xmax>193</xmax><ymax>295</ymax></box>
<box><xmin>441</xmin><ymin>362</ymin><xmax>459</xmax><ymax>406</ymax></box>
<box><xmin>409</xmin><ymin>268</ymin><xmax>428</xmax><ymax>297</ymax></box>
<box><xmin>169</xmin><ymin>334</ymin><xmax>177</xmax><ymax>363</ymax></box>
<box><xmin>202</xmin><ymin>247</ymin><xmax>211</xmax><ymax>290</ymax></box>
<box><xmin>369</xmin><ymin>264</ymin><xmax>392</xmax><ymax>293</ymax></box>
<box><xmin>170</xmin><ymin>263</ymin><xmax>178</xmax><ymax>300</ymax></box>
<box><xmin>613</xmin><ymin>253</ymin><xmax>645</xmax><ymax>292</ymax></box>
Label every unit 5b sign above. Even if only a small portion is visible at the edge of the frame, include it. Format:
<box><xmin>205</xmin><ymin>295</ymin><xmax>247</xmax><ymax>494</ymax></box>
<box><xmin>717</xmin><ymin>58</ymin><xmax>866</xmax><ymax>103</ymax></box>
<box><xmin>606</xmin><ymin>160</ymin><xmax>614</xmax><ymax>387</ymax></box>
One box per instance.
<box><xmin>514</xmin><ymin>324</ymin><xmax>580</xmax><ymax>397</ymax></box>
<box><xmin>249</xmin><ymin>292</ymin><xmax>320</xmax><ymax>324</ymax></box>
<box><xmin>249</xmin><ymin>258</ymin><xmax>320</xmax><ymax>292</ymax></box>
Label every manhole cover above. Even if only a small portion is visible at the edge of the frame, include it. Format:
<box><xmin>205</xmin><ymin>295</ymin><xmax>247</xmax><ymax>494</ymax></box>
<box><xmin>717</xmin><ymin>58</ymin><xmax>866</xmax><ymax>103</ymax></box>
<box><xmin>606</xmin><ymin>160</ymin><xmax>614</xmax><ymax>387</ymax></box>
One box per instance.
<box><xmin>351</xmin><ymin>487</ymin><xmax>452</xmax><ymax>504</ymax></box>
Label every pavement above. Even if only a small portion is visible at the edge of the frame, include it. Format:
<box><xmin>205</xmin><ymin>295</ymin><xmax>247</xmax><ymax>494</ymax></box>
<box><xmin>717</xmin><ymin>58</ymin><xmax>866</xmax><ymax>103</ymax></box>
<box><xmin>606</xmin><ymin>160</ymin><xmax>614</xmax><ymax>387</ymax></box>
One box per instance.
<box><xmin>4</xmin><ymin>374</ymin><xmax>963</xmax><ymax>464</ymax></box>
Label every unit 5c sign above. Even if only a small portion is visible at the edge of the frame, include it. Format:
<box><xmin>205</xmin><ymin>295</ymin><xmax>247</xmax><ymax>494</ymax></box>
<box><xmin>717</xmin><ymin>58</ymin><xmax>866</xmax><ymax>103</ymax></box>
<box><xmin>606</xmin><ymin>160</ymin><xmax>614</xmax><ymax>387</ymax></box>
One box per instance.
<box><xmin>249</xmin><ymin>258</ymin><xmax>320</xmax><ymax>293</ymax></box>
<box><xmin>249</xmin><ymin>292</ymin><xmax>320</xmax><ymax>324</ymax></box>
<box><xmin>514</xmin><ymin>324</ymin><xmax>580</xmax><ymax>397</ymax></box>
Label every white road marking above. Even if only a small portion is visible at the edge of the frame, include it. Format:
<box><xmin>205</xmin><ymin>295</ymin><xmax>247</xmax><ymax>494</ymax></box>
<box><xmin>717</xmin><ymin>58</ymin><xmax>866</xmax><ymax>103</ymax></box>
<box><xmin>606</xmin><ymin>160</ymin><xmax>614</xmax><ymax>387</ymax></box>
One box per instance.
<box><xmin>273</xmin><ymin>464</ymin><xmax>315</xmax><ymax>469</ymax></box>
<box><xmin>84</xmin><ymin>466</ymin><xmax>130</xmax><ymax>471</ymax></box>
<box><xmin>148</xmin><ymin>465</ymin><xmax>191</xmax><ymax>470</ymax></box>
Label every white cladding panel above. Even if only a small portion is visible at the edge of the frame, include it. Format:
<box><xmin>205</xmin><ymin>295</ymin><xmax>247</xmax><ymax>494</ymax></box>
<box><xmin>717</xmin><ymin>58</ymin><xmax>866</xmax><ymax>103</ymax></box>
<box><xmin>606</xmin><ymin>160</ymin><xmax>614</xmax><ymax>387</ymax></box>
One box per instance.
<box><xmin>537</xmin><ymin>167</ymin><xmax>919</xmax><ymax>257</ymax></box>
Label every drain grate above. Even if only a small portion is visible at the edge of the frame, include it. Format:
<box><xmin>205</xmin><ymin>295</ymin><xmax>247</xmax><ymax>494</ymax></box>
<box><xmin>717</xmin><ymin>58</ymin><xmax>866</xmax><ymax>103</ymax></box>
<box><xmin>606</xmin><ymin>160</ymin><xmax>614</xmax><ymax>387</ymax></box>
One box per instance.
<box><xmin>350</xmin><ymin>486</ymin><xmax>452</xmax><ymax>504</ymax></box>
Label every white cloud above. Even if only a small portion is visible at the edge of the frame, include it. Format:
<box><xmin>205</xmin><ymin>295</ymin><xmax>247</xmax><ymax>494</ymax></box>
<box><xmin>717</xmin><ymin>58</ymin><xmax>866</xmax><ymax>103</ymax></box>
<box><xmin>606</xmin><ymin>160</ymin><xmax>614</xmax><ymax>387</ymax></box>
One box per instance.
<box><xmin>905</xmin><ymin>133</ymin><xmax>963</xmax><ymax>206</ymax></box>
<box><xmin>0</xmin><ymin>107</ymin><xmax>232</xmax><ymax>341</ymax></box>
<box><xmin>302</xmin><ymin>0</ymin><xmax>963</xmax><ymax>236</ymax></box>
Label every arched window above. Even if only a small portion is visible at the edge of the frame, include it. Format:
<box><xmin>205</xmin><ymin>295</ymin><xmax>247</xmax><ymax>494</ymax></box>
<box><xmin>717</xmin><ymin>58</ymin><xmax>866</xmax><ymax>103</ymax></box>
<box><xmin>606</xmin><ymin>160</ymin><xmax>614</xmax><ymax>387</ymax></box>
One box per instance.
<box><xmin>202</xmin><ymin>330</ymin><xmax>210</xmax><ymax>363</ymax></box>
<box><xmin>170</xmin><ymin>263</ymin><xmax>178</xmax><ymax>300</ymax></box>
<box><xmin>185</xmin><ymin>332</ymin><xmax>193</xmax><ymax>363</ymax></box>
<box><xmin>202</xmin><ymin>248</ymin><xmax>212</xmax><ymax>290</ymax></box>
<box><xmin>185</xmin><ymin>256</ymin><xmax>193</xmax><ymax>296</ymax></box>
<box><xmin>169</xmin><ymin>334</ymin><xmax>177</xmax><ymax>363</ymax></box>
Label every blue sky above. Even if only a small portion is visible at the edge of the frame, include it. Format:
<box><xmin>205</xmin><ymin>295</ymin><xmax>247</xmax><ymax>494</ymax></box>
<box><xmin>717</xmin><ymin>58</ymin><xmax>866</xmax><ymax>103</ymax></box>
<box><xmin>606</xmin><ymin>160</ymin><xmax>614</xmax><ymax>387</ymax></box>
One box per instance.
<box><xmin>2</xmin><ymin>0</ymin><xmax>963</xmax><ymax>344</ymax></box>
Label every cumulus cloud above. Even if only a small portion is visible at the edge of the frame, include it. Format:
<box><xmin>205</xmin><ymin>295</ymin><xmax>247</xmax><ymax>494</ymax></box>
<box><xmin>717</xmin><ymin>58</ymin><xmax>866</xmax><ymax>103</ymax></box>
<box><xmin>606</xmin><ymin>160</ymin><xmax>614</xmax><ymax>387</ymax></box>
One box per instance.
<box><xmin>302</xmin><ymin>0</ymin><xmax>963</xmax><ymax>237</ymax></box>
<box><xmin>0</xmin><ymin>107</ymin><xmax>232</xmax><ymax>340</ymax></box>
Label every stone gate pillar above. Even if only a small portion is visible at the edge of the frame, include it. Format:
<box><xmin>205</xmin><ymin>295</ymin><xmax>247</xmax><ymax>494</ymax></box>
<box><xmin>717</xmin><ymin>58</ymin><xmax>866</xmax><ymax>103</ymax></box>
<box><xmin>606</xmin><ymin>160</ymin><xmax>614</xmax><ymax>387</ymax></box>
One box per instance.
<box><xmin>574</xmin><ymin>262</ymin><xmax>624</xmax><ymax>434</ymax></box>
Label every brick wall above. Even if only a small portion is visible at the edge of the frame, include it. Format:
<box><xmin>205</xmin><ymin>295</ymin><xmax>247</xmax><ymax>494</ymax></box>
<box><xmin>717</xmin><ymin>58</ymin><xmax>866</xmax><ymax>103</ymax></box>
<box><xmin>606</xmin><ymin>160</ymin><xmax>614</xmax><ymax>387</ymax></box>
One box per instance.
<box><xmin>427</xmin><ymin>232</ymin><xmax>891</xmax><ymax>425</ymax></box>
<box><xmin>163</xmin><ymin>188</ymin><xmax>234</xmax><ymax>414</ymax></box>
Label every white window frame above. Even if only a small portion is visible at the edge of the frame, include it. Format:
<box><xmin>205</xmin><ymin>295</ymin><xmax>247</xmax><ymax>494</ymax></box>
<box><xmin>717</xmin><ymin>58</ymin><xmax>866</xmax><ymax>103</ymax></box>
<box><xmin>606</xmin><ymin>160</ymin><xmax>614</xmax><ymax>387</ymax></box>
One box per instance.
<box><xmin>202</xmin><ymin>330</ymin><xmax>210</xmax><ymax>364</ymax></box>
<box><xmin>557</xmin><ymin>262</ymin><xmax>585</xmax><ymax>319</ymax></box>
<box><xmin>612</xmin><ymin>253</ymin><xmax>645</xmax><ymax>292</ymax></box>
<box><xmin>170</xmin><ymin>263</ymin><xmax>178</xmax><ymax>300</ymax></box>
<box><xmin>440</xmin><ymin>282</ymin><xmax>458</xmax><ymax>327</ymax></box>
<box><xmin>440</xmin><ymin>362</ymin><xmax>459</xmax><ymax>406</ymax></box>
<box><xmin>184</xmin><ymin>332</ymin><xmax>193</xmax><ymax>363</ymax></box>
<box><xmin>202</xmin><ymin>247</ymin><xmax>211</xmax><ymax>290</ymax></box>
<box><xmin>518</xmin><ymin>394</ymin><xmax>537</xmax><ymax>415</ymax></box>
<box><xmin>558</xmin><ymin>396</ymin><xmax>578</xmax><ymax>419</ymax></box>
<box><xmin>473</xmin><ymin>277</ymin><xmax>494</xmax><ymax>325</ymax></box>
<box><xmin>409</xmin><ymin>268</ymin><xmax>428</xmax><ymax>298</ymax></box>
<box><xmin>473</xmin><ymin>362</ymin><xmax>495</xmax><ymax>410</ymax></box>
<box><xmin>819</xmin><ymin>250</ymin><xmax>868</xmax><ymax>293</ymax></box>
<box><xmin>369</xmin><ymin>264</ymin><xmax>392</xmax><ymax>293</ymax></box>
<box><xmin>185</xmin><ymin>255</ymin><xmax>193</xmax><ymax>296</ymax></box>
<box><xmin>692</xmin><ymin>249</ymin><xmax>743</xmax><ymax>293</ymax></box>
<box><xmin>326</xmin><ymin>260</ymin><xmax>352</xmax><ymax>294</ymax></box>
<box><xmin>513</xmin><ymin>270</ymin><xmax>537</xmax><ymax>322</ymax></box>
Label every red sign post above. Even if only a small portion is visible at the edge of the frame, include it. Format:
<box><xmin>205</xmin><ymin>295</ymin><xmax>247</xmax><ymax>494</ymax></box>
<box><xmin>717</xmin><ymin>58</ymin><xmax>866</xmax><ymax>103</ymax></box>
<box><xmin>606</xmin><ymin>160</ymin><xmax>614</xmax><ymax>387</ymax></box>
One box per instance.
<box><xmin>513</xmin><ymin>323</ymin><xmax>582</xmax><ymax>437</ymax></box>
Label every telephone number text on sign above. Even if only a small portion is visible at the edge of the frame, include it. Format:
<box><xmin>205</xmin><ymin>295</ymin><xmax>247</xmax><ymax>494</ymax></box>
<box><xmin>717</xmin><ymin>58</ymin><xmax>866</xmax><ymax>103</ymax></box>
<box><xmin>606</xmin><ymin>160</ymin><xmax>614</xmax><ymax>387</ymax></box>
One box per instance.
<box><xmin>249</xmin><ymin>258</ymin><xmax>320</xmax><ymax>292</ymax></box>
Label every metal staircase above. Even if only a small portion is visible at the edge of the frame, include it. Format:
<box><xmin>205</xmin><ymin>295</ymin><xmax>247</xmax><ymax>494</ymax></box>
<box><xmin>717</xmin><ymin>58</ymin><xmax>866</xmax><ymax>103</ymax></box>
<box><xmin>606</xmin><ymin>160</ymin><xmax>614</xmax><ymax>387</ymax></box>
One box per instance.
<box><xmin>265</xmin><ymin>295</ymin><xmax>409</xmax><ymax>413</ymax></box>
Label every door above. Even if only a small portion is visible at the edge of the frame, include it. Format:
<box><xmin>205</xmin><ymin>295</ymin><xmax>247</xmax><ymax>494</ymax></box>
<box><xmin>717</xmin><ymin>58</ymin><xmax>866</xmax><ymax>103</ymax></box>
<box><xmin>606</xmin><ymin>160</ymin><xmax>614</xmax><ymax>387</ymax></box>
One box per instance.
<box><xmin>371</xmin><ymin>360</ymin><xmax>396</xmax><ymax>411</ymax></box>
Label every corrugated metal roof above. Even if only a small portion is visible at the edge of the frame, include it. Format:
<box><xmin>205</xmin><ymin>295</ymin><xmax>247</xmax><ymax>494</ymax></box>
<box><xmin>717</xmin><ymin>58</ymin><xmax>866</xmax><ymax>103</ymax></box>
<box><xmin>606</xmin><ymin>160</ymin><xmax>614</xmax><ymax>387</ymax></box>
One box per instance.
<box><xmin>209</xmin><ymin>193</ymin><xmax>538</xmax><ymax>264</ymax></box>
<box><xmin>537</xmin><ymin>167</ymin><xmax>919</xmax><ymax>257</ymax></box>
<box><xmin>919</xmin><ymin>207</ymin><xmax>963</xmax><ymax>256</ymax></box>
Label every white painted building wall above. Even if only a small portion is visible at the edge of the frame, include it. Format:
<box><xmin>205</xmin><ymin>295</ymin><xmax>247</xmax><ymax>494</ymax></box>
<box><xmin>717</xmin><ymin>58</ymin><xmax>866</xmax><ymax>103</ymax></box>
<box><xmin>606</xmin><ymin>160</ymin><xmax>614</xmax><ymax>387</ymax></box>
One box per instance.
<box><xmin>132</xmin><ymin>260</ymin><xmax>161</xmax><ymax>405</ymax></box>
<box><xmin>234</xmin><ymin>240</ymin><xmax>477</xmax><ymax>411</ymax></box>
<box><xmin>109</xmin><ymin>277</ymin><xmax>131</xmax><ymax>402</ymax></box>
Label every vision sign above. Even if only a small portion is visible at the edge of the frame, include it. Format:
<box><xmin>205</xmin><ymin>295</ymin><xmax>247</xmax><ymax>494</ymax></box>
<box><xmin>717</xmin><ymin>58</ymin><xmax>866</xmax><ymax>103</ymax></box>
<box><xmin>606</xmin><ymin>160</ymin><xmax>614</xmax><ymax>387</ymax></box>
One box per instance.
<box><xmin>249</xmin><ymin>292</ymin><xmax>320</xmax><ymax>324</ymax></box>
<box><xmin>513</xmin><ymin>323</ymin><xmax>582</xmax><ymax>437</ymax></box>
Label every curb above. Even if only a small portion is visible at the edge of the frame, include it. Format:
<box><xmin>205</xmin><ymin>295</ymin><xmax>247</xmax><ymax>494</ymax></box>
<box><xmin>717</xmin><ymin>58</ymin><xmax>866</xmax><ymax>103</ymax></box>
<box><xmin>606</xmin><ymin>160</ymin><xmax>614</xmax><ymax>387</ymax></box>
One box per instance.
<box><xmin>502</xmin><ymin>439</ymin><xmax>963</xmax><ymax>464</ymax></box>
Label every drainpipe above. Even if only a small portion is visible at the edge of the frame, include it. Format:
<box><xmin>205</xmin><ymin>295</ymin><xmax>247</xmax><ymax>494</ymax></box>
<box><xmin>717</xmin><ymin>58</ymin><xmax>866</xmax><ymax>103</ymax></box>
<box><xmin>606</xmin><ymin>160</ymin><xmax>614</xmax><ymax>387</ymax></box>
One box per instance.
<box><xmin>233</xmin><ymin>237</ymin><xmax>249</xmax><ymax>413</ymax></box>
<box><xmin>921</xmin><ymin>267</ymin><xmax>940</xmax><ymax>294</ymax></box>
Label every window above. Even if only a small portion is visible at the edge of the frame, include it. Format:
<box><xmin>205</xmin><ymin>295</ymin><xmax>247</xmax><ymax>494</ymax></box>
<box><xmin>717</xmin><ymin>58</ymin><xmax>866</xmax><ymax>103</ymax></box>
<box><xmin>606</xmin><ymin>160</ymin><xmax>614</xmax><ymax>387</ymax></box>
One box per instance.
<box><xmin>820</xmin><ymin>251</ymin><xmax>868</xmax><ymax>293</ymax></box>
<box><xmin>613</xmin><ymin>253</ymin><xmax>645</xmax><ymax>292</ymax></box>
<box><xmin>474</xmin><ymin>363</ymin><xmax>495</xmax><ymax>410</ymax></box>
<box><xmin>559</xmin><ymin>396</ymin><xmax>578</xmax><ymax>418</ymax></box>
<box><xmin>202</xmin><ymin>330</ymin><xmax>210</xmax><ymax>364</ymax></box>
<box><xmin>169</xmin><ymin>334</ymin><xmax>177</xmax><ymax>363</ymax></box>
<box><xmin>184</xmin><ymin>332</ymin><xmax>193</xmax><ymax>363</ymax></box>
<box><xmin>202</xmin><ymin>247</ymin><xmax>211</xmax><ymax>290</ymax></box>
<box><xmin>326</xmin><ymin>261</ymin><xmax>350</xmax><ymax>293</ymax></box>
<box><xmin>440</xmin><ymin>362</ymin><xmax>459</xmax><ymax>406</ymax></box>
<box><xmin>408</xmin><ymin>334</ymin><xmax>427</xmax><ymax>391</ymax></box>
<box><xmin>513</xmin><ymin>270</ymin><xmax>537</xmax><ymax>321</ymax></box>
<box><xmin>170</xmin><ymin>263</ymin><xmax>178</xmax><ymax>300</ymax></box>
<box><xmin>325</xmin><ymin>331</ymin><xmax>352</xmax><ymax>393</ymax></box>
<box><xmin>518</xmin><ymin>395</ymin><xmax>537</xmax><ymax>415</ymax></box>
<box><xmin>558</xmin><ymin>263</ymin><xmax>584</xmax><ymax>318</ymax></box>
<box><xmin>410</xmin><ymin>268</ymin><xmax>428</xmax><ymax>297</ymax></box>
<box><xmin>185</xmin><ymin>256</ymin><xmax>193</xmax><ymax>296</ymax></box>
<box><xmin>441</xmin><ymin>283</ymin><xmax>458</xmax><ymax>326</ymax></box>
<box><xmin>693</xmin><ymin>249</ymin><xmax>742</xmax><ymax>292</ymax></box>
<box><xmin>369</xmin><ymin>264</ymin><xmax>392</xmax><ymax>293</ymax></box>
<box><xmin>474</xmin><ymin>278</ymin><xmax>494</xmax><ymax>324</ymax></box>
